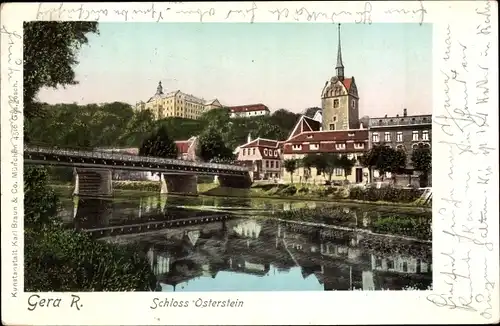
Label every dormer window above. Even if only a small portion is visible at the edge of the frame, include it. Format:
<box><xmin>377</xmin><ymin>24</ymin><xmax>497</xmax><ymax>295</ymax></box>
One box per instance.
<box><xmin>274</xmin><ymin>150</ymin><xmax>278</xmax><ymax>157</ymax></box>
<box><xmin>307</xmin><ymin>135</ymin><xmax>313</xmax><ymax>139</ymax></box>
<box><xmin>335</xmin><ymin>143</ymin><xmax>346</xmax><ymax>150</ymax></box>
<box><xmin>309</xmin><ymin>144</ymin><xmax>319</xmax><ymax>151</ymax></box>
<box><xmin>348</xmin><ymin>132</ymin><xmax>355</xmax><ymax>137</ymax></box>
<box><xmin>292</xmin><ymin>144</ymin><xmax>302</xmax><ymax>151</ymax></box>
<box><xmin>264</xmin><ymin>148</ymin><xmax>268</xmax><ymax>155</ymax></box>
<box><xmin>243</xmin><ymin>149</ymin><xmax>246</xmax><ymax>155</ymax></box>
<box><xmin>252</xmin><ymin>148</ymin><xmax>256</xmax><ymax>155</ymax></box>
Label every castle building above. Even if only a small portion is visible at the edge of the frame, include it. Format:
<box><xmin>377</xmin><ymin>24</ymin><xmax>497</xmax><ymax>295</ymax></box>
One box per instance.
<box><xmin>321</xmin><ymin>24</ymin><xmax>360</xmax><ymax>131</ymax></box>
<box><xmin>228</xmin><ymin>104</ymin><xmax>270</xmax><ymax>118</ymax></box>
<box><xmin>136</xmin><ymin>81</ymin><xmax>222</xmax><ymax>120</ymax></box>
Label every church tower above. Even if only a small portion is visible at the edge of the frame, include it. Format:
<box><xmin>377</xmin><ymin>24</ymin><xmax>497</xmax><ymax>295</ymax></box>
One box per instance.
<box><xmin>321</xmin><ymin>24</ymin><xmax>360</xmax><ymax>131</ymax></box>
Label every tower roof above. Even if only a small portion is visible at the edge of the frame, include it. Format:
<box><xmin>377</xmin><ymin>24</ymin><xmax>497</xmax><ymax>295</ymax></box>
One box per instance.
<box><xmin>336</xmin><ymin>24</ymin><xmax>344</xmax><ymax>70</ymax></box>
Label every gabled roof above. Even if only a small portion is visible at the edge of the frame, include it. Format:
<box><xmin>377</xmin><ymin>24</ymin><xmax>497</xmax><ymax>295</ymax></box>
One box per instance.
<box><xmin>240</xmin><ymin>137</ymin><xmax>280</xmax><ymax>149</ymax></box>
<box><xmin>287</xmin><ymin>115</ymin><xmax>322</xmax><ymax>140</ymax></box>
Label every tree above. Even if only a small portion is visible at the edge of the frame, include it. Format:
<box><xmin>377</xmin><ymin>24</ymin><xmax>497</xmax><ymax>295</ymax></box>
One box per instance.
<box><xmin>338</xmin><ymin>155</ymin><xmax>356</xmax><ymax>181</ymax></box>
<box><xmin>316</xmin><ymin>153</ymin><xmax>339</xmax><ymax>182</ymax></box>
<box><xmin>197</xmin><ymin>126</ymin><xmax>234</xmax><ymax>162</ymax></box>
<box><xmin>139</xmin><ymin>125</ymin><xmax>178</xmax><ymax>159</ymax></box>
<box><xmin>283</xmin><ymin>159</ymin><xmax>298</xmax><ymax>184</ymax></box>
<box><xmin>23</xmin><ymin>21</ymin><xmax>99</xmax><ymax>120</ymax></box>
<box><xmin>411</xmin><ymin>145</ymin><xmax>432</xmax><ymax>187</ymax></box>
<box><xmin>301</xmin><ymin>154</ymin><xmax>318</xmax><ymax>182</ymax></box>
<box><xmin>304</xmin><ymin>107</ymin><xmax>321</xmax><ymax>118</ymax></box>
<box><xmin>370</xmin><ymin>145</ymin><xmax>407</xmax><ymax>184</ymax></box>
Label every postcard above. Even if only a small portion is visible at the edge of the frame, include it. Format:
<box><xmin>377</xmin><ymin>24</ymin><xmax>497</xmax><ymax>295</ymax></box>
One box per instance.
<box><xmin>1</xmin><ymin>1</ymin><xmax>498</xmax><ymax>325</ymax></box>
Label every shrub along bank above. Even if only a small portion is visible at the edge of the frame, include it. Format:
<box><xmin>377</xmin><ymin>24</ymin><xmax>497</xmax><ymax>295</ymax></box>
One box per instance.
<box><xmin>276</xmin><ymin>207</ymin><xmax>431</xmax><ymax>241</ymax></box>
<box><xmin>24</xmin><ymin>166</ymin><xmax>157</xmax><ymax>291</ymax></box>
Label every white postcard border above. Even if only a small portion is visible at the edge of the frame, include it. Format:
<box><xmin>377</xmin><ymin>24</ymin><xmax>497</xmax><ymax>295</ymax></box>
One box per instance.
<box><xmin>1</xmin><ymin>1</ymin><xmax>498</xmax><ymax>325</ymax></box>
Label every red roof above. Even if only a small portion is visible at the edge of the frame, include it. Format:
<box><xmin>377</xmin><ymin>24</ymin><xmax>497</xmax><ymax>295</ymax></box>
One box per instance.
<box><xmin>282</xmin><ymin>130</ymin><xmax>368</xmax><ymax>155</ymax></box>
<box><xmin>240</xmin><ymin>138</ymin><xmax>280</xmax><ymax>149</ymax></box>
<box><xmin>228</xmin><ymin>104</ymin><xmax>269</xmax><ymax>113</ymax></box>
<box><xmin>175</xmin><ymin>140</ymin><xmax>192</xmax><ymax>154</ymax></box>
<box><xmin>341</xmin><ymin>78</ymin><xmax>352</xmax><ymax>90</ymax></box>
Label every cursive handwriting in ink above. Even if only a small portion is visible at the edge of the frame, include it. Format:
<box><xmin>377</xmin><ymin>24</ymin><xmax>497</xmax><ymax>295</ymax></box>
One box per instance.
<box><xmin>476</xmin><ymin>0</ymin><xmax>491</xmax><ymax>35</ymax></box>
<box><xmin>36</xmin><ymin>3</ymin><xmax>109</xmax><ymax>20</ymax></box>
<box><xmin>476</xmin><ymin>65</ymin><xmax>489</xmax><ymax>105</ymax></box>
<box><xmin>176</xmin><ymin>7</ymin><xmax>215</xmax><ymax>22</ymax></box>
<box><xmin>268</xmin><ymin>7</ymin><xmax>289</xmax><ymax>20</ymax></box>
<box><xmin>385</xmin><ymin>0</ymin><xmax>427</xmax><ymax>25</ymax></box>
<box><xmin>458</xmin><ymin>41</ymin><xmax>468</xmax><ymax>72</ymax></box>
<box><xmin>0</xmin><ymin>25</ymin><xmax>23</xmax><ymax>84</ymax></box>
<box><xmin>443</xmin><ymin>24</ymin><xmax>451</xmax><ymax>60</ymax></box>
<box><xmin>226</xmin><ymin>2</ymin><xmax>257</xmax><ymax>23</ymax></box>
<box><xmin>355</xmin><ymin>2</ymin><xmax>372</xmax><ymax>24</ymax></box>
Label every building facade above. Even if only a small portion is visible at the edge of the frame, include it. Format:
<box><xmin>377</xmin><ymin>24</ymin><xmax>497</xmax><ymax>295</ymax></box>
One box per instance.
<box><xmin>136</xmin><ymin>81</ymin><xmax>222</xmax><ymax>120</ymax></box>
<box><xmin>235</xmin><ymin>137</ymin><xmax>283</xmax><ymax>180</ymax></box>
<box><xmin>321</xmin><ymin>24</ymin><xmax>360</xmax><ymax>131</ymax></box>
<box><xmin>368</xmin><ymin>108</ymin><xmax>432</xmax><ymax>170</ymax></box>
<box><xmin>175</xmin><ymin>136</ymin><xmax>199</xmax><ymax>161</ymax></box>
<box><xmin>281</xmin><ymin>120</ymin><xmax>370</xmax><ymax>184</ymax></box>
<box><xmin>228</xmin><ymin>104</ymin><xmax>270</xmax><ymax>118</ymax></box>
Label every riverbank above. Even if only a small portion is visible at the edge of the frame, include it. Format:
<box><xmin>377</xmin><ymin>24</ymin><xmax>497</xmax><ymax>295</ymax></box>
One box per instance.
<box><xmin>51</xmin><ymin>181</ymin><xmax>431</xmax><ymax>210</ymax></box>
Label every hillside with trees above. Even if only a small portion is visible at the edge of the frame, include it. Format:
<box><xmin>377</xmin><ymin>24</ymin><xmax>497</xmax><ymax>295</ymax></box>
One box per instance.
<box><xmin>26</xmin><ymin>103</ymin><xmax>303</xmax><ymax>151</ymax></box>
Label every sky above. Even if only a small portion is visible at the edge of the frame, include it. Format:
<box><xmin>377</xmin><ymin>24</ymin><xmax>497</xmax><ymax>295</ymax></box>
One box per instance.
<box><xmin>37</xmin><ymin>22</ymin><xmax>432</xmax><ymax>117</ymax></box>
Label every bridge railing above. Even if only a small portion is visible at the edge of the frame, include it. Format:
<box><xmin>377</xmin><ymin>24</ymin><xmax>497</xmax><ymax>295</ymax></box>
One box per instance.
<box><xmin>24</xmin><ymin>145</ymin><xmax>249</xmax><ymax>172</ymax></box>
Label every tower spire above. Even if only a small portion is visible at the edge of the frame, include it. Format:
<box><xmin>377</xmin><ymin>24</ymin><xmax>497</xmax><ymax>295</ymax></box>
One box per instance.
<box><xmin>156</xmin><ymin>81</ymin><xmax>163</xmax><ymax>95</ymax></box>
<box><xmin>336</xmin><ymin>24</ymin><xmax>345</xmax><ymax>81</ymax></box>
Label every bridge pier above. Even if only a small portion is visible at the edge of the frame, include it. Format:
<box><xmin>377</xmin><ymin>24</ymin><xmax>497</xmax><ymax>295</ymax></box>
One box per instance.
<box><xmin>160</xmin><ymin>174</ymin><xmax>198</xmax><ymax>195</ymax></box>
<box><xmin>73</xmin><ymin>168</ymin><xmax>113</xmax><ymax>197</ymax></box>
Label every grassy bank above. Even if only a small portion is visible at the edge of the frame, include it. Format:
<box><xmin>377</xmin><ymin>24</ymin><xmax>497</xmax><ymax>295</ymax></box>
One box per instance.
<box><xmin>272</xmin><ymin>206</ymin><xmax>432</xmax><ymax>241</ymax></box>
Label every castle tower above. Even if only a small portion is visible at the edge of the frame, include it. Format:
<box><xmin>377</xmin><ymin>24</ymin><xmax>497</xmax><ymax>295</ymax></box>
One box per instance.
<box><xmin>156</xmin><ymin>81</ymin><xmax>164</xmax><ymax>95</ymax></box>
<box><xmin>320</xmin><ymin>24</ymin><xmax>360</xmax><ymax>131</ymax></box>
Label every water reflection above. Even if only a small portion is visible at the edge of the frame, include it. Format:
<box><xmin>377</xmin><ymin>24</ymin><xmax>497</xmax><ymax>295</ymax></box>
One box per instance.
<box><xmin>108</xmin><ymin>218</ymin><xmax>432</xmax><ymax>292</ymax></box>
<box><xmin>66</xmin><ymin>194</ymin><xmax>432</xmax><ymax>291</ymax></box>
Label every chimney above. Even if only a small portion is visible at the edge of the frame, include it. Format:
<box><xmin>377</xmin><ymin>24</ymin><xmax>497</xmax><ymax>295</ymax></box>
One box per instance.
<box><xmin>384</xmin><ymin>114</ymin><xmax>387</xmax><ymax>118</ymax></box>
<box><xmin>247</xmin><ymin>133</ymin><xmax>252</xmax><ymax>143</ymax></box>
<box><xmin>359</xmin><ymin>122</ymin><xmax>364</xmax><ymax>129</ymax></box>
<box><xmin>403</xmin><ymin>108</ymin><xmax>407</xmax><ymax>117</ymax></box>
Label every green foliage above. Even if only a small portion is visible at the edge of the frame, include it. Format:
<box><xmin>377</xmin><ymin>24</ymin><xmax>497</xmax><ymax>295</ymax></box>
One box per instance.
<box><xmin>283</xmin><ymin>159</ymin><xmax>298</xmax><ymax>183</ymax></box>
<box><xmin>303</xmin><ymin>107</ymin><xmax>322</xmax><ymax>118</ymax></box>
<box><xmin>198</xmin><ymin>126</ymin><xmax>235</xmax><ymax>162</ymax></box>
<box><xmin>113</xmin><ymin>181</ymin><xmax>160</xmax><ymax>192</ymax></box>
<box><xmin>411</xmin><ymin>145</ymin><xmax>431</xmax><ymax>187</ymax></box>
<box><xmin>139</xmin><ymin>125</ymin><xmax>178</xmax><ymax>159</ymax></box>
<box><xmin>372</xmin><ymin>215</ymin><xmax>431</xmax><ymax>240</ymax></box>
<box><xmin>361</xmin><ymin>145</ymin><xmax>407</xmax><ymax>181</ymax></box>
<box><xmin>349</xmin><ymin>186</ymin><xmax>423</xmax><ymax>203</ymax></box>
<box><xmin>24</xmin><ymin>228</ymin><xmax>157</xmax><ymax>291</ymax></box>
<box><xmin>23</xmin><ymin>21</ymin><xmax>99</xmax><ymax>121</ymax></box>
<box><xmin>338</xmin><ymin>155</ymin><xmax>356</xmax><ymax>180</ymax></box>
<box><xmin>24</xmin><ymin>166</ymin><xmax>61</xmax><ymax>229</ymax></box>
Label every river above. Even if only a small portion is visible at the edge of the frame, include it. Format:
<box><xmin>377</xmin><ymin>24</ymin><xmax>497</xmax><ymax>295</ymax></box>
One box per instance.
<box><xmin>59</xmin><ymin>193</ymin><xmax>433</xmax><ymax>292</ymax></box>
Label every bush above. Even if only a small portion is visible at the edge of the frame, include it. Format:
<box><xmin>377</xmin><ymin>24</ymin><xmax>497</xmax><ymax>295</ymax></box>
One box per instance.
<box><xmin>279</xmin><ymin>185</ymin><xmax>297</xmax><ymax>196</ymax></box>
<box><xmin>348</xmin><ymin>186</ymin><xmax>423</xmax><ymax>203</ymax></box>
<box><xmin>113</xmin><ymin>180</ymin><xmax>159</xmax><ymax>192</ymax></box>
<box><xmin>25</xmin><ymin>166</ymin><xmax>62</xmax><ymax>229</ymax></box>
<box><xmin>372</xmin><ymin>215</ymin><xmax>431</xmax><ymax>240</ymax></box>
<box><xmin>25</xmin><ymin>228</ymin><xmax>157</xmax><ymax>291</ymax></box>
<box><xmin>297</xmin><ymin>186</ymin><xmax>309</xmax><ymax>194</ymax></box>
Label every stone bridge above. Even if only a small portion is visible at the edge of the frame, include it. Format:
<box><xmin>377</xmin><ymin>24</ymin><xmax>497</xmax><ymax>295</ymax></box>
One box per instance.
<box><xmin>24</xmin><ymin>145</ymin><xmax>252</xmax><ymax>197</ymax></box>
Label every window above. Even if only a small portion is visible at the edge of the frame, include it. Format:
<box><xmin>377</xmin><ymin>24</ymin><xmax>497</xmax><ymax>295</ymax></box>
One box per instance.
<box><xmin>335</xmin><ymin>168</ymin><xmax>343</xmax><ymax>176</ymax></box>
<box><xmin>354</xmin><ymin>142</ymin><xmax>364</xmax><ymax>149</ymax></box>
<box><xmin>348</xmin><ymin>132</ymin><xmax>355</xmax><ymax>137</ymax></box>
<box><xmin>387</xmin><ymin>260</ymin><xmax>394</xmax><ymax>270</ymax></box>
<box><xmin>252</xmin><ymin>148</ymin><xmax>256</xmax><ymax>155</ymax></box>
<box><xmin>422</xmin><ymin>130</ymin><xmax>429</xmax><ymax>141</ymax></box>
<box><xmin>309</xmin><ymin>144</ymin><xmax>319</xmax><ymax>150</ymax></box>
<box><xmin>243</xmin><ymin>149</ymin><xmax>246</xmax><ymax>155</ymax></box>
<box><xmin>329</xmin><ymin>124</ymin><xmax>335</xmax><ymax>131</ymax></box>
<box><xmin>412</xmin><ymin>144</ymin><xmax>419</xmax><ymax>150</ymax></box>
<box><xmin>396</xmin><ymin>132</ymin><xmax>403</xmax><ymax>142</ymax></box>
<box><xmin>270</xmin><ymin>161</ymin><xmax>274</xmax><ymax>168</ymax></box>
<box><xmin>265</xmin><ymin>160</ymin><xmax>269</xmax><ymax>168</ymax></box>
<box><xmin>275</xmin><ymin>161</ymin><xmax>280</xmax><ymax>168</ymax></box>
<box><xmin>424</xmin><ymin>143</ymin><xmax>431</xmax><ymax>149</ymax></box>
<box><xmin>335</xmin><ymin>143</ymin><xmax>346</xmax><ymax>150</ymax></box>
<box><xmin>352</xmin><ymin>100</ymin><xmax>355</xmax><ymax>107</ymax></box>
<box><xmin>375</xmin><ymin>258</ymin><xmax>382</xmax><ymax>268</ymax></box>
<box><xmin>307</xmin><ymin>135</ymin><xmax>313</xmax><ymax>139</ymax></box>
<box><xmin>274</xmin><ymin>150</ymin><xmax>278</xmax><ymax>157</ymax></box>
<box><xmin>333</xmin><ymin>116</ymin><xmax>337</xmax><ymax>122</ymax></box>
<box><xmin>333</xmin><ymin>99</ymin><xmax>339</xmax><ymax>108</ymax></box>
<box><xmin>412</xmin><ymin>131</ymin><xmax>419</xmax><ymax>141</ymax></box>
<box><xmin>264</xmin><ymin>149</ymin><xmax>268</xmax><ymax>156</ymax></box>
<box><xmin>384</xmin><ymin>132</ymin><xmax>391</xmax><ymax>142</ymax></box>
<box><xmin>347</xmin><ymin>153</ymin><xmax>354</xmax><ymax>160</ymax></box>
<box><xmin>292</xmin><ymin>144</ymin><xmax>302</xmax><ymax>151</ymax></box>
<box><xmin>372</xmin><ymin>133</ymin><xmax>380</xmax><ymax>142</ymax></box>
